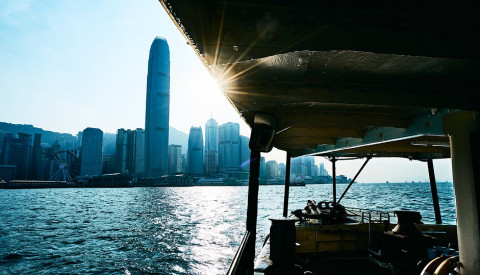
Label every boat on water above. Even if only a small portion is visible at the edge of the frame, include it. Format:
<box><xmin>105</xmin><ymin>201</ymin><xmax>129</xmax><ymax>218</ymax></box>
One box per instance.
<box><xmin>289</xmin><ymin>180</ymin><xmax>306</xmax><ymax>187</ymax></box>
<box><xmin>159</xmin><ymin>1</ymin><xmax>479</xmax><ymax>274</ymax></box>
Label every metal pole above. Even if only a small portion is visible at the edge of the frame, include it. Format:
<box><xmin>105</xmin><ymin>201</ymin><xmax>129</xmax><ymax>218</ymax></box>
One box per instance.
<box><xmin>283</xmin><ymin>152</ymin><xmax>292</xmax><ymax>217</ymax></box>
<box><xmin>338</xmin><ymin>155</ymin><xmax>372</xmax><ymax>203</ymax></box>
<box><xmin>427</xmin><ymin>159</ymin><xmax>442</xmax><ymax>224</ymax></box>
<box><xmin>245</xmin><ymin>150</ymin><xmax>261</xmax><ymax>274</ymax></box>
<box><xmin>332</xmin><ymin>157</ymin><xmax>336</xmax><ymax>203</ymax></box>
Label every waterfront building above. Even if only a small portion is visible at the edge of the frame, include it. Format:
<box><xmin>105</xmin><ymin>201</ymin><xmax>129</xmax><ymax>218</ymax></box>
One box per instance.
<box><xmin>132</xmin><ymin>128</ymin><xmax>145</xmax><ymax>175</ymax></box>
<box><xmin>291</xmin><ymin>155</ymin><xmax>317</xmax><ymax>180</ymax></box>
<box><xmin>0</xmin><ymin>130</ymin><xmax>6</xmax><ymax>159</ymax></box>
<box><xmin>218</xmin><ymin>122</ymin><xmax>240</xmax><ymax>172</ymax></box>
<box><xmin>168</xmin><ymin>144</ymin><xmax>182</xmax><ymax>174</ymax></box>
<box><xmin>187</xmin><ymin>127</ymin><xmax>204</xmax><ymax>175</ymax></box>
<box><xmin>0</xmin><ymin>132</ymin><xmax>32</xmax><ymax>180</ymax></box>
<box><xmin>204</xmin><ymin>118</ymin><xmax>219</xmax><ymax>174</ymax></box>
<box><xmin>102</xmin><ymin>154</ymin><xmax>116</xmax><ymax>174</ymax></box>
<box><xmin>145</xmin><ymin>36</ymin><xmax>170</xmax><ymax>177</ymax></box>
<box><xmin>115</xmin><ymin>128</ymin><xmax>145</xmax><ymax>176</ymax></box>
<box><xmin>80</xmin><ymin>127</ymin><xmax>103</xmax><ymax>177</ymax></box>
<box><xmin>319</xmin><ymin>162</ymin><xmax>328</xmax><ymax>176</ymax></box>
<box><xmin>115</xmin><ymin>128</ymin><xmax>133</xmax><ymax>174</ymax></box>
<box><xmin>266</xmin><ymin>160</ymin><xmax>278</xmax><ymax>179</ymax></box>
<box><xmin>260</xmin><ymin>157</ymin><xmax>266</xmax><ymax>179</ymax></box>
<box><xmin>239</xmin><ymin>135</ymin><xmax>250</xmax><ymax>171</ymax></box>
<box><xmin>0</xmin><ymin>165</ymin><xmax>15</xmax><ymax>182</ymax></box>
<box><xmin>278</xmin><ymin>162</ymin><xmax>286</xmax><ymax>178</ymax></box>
<box><xmin>29</xmin><ymin>133</ymin><xmax>43</xmax><ymax>180</ymax></box>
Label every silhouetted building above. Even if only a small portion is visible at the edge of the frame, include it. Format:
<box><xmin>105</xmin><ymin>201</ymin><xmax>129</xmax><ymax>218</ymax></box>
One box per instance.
<box><xmin>239</xmin><ymin>135</ymin><xmax>250</xmax><ymax>171</ymax></box>
<box><xmin>319</xmin><ymin>163</ymin><xmax>328</xmax><ymax>176</ymax></box>
<box><xmin>291</xmin><ymin>155</ymin><xmax>317</xmax><ymax>180</ymax></box>
<box><xmin>115</xmin><ymin>129</ymin><xmax>133</xmax><ymax>174</ymax></box>
<box><xmin>278</xmin><ymin>163</ymin><xmax>286</xmax><ymax>178</ymax></box>
<box><xmin>80</xmin><ymin>128</ymin><xmax>103</xmax><ymax>177</ymax></box>
<box><xmin>102</xmin><ymin>154</ymin><xmax>116</xmax><ymax>174</ymax></box>
<box><xmin>168</xmin><ymin>144</ymin><xmax>182</xmax><ymax>174</ymax></box>
<box><xmin>218</xmin><ymin>122</ymin><xmax>240</xmax><ymax>172</ymax></box>
<box><xmin>0</xmin><ymin>165</ymin><xmax>15</xmax><ymax>182</ymax></box>
<box><xmin>266</xmin><ymin>160</ymin><xmax>278</xmax><ymax>179</ymax></box>
<box><xmin>145</xmin><ymin>36</ymin><xmax>170</xmax><ymax>177</ymax></box>
<box><xmin>260</xmin><ymin>157</ymin><xmax>266</xmax><ymax>179</ymax></box>
<box><xmin>132</xmin><ymin>128</ymin><xmax>145</xmax><ymax>175</ymax></box>
<box><xmin>29</xmin><ymin>133</ymin><xmax>42</xmax><ymax>179</ymax></box>
<box><xmin>0</xmin><ymin>132</ymin><xmax>32</xmax><ymax>179</ymax></box>
<box><xmin>204</xmin><ymin>118</ymin><xmax>218</xmax><ymax>174</ymax></box>
<box><xmin>187</xmin><ymin>127</ymin><xmax>203</xmax><ymax>175</ymax></box>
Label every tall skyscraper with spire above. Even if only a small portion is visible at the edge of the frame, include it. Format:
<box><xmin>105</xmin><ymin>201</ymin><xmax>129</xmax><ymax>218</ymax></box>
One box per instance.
<box><xmin>145</xmin><ymin>37</ymin><xmax>170</xmax><ymax>177</ymax></box>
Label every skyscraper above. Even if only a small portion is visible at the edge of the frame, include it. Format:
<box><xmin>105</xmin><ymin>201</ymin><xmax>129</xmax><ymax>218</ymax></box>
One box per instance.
<box><xmin>80</xmin><ymin>128</ymin><xmax>103</xmax><ymax>177</ymax></box>
<box><xmin>239</xmin><ymin>135</ymin><xmax>250</xmax><ymax>171</ymax></box>
<box><xmin>187</xmin><ymin>127</ymin><xmax>204</xmax><ymax>175</ymax></box>
<box><xmin>115</xmin><ymin>128</ymin><xmax>145</xmax><ymax>176</ymax></box>
<box><xmin>0</xmin><ymin>132</ymin><xmax>32</xmax><ymax>179</ymax></box>
<box><xmin>132</xmin><ymin>128</ymin><xmax>145</xmax><ymax>175</ymax></box>
<box><xmin>145</xmin><ymin>36</ymin><xmax>170</xmax><ymax>177</ymax></box>
<box><xmin>218</xmin><ymin>122</ymin><xmax>240</xmax><ymax>172</ymax></box>
<box><xmin>204</xmin><ymin>118</ymin><xmax>218</xmax><ymax>174</ymax></box>
<box><xmin>266</xmin><ymin>160</ymin><xmax>278</xmax><ymax>179</ymax></box>
<box><xmin>168</xmin><ymin>144</ymin><xmax>182</xmax><ymax>174</ymax></box>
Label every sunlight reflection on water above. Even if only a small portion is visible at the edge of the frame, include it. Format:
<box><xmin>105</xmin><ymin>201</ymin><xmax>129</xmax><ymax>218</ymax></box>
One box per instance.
<box><xmin>0</xmin><ymin>182</ymin><xmax>455</xmax><ymax>274</ymax></box>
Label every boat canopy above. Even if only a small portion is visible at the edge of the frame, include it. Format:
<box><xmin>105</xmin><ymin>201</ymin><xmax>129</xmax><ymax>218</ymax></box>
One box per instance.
<box><xmin>160</xmin><ymin>0</ymin><xmax>479</xmax><ymax>160</ymax></box>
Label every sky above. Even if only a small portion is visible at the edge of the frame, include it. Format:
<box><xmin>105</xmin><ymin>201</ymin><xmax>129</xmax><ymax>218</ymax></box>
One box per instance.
<box><xmin>0</xmin><ymin>0</ymin><xmax>454</xmax><ymax>183</ymax></box>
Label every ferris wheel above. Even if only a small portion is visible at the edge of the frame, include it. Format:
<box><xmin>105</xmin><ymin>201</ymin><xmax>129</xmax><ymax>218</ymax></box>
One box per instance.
<box><xmin>49</xmin><ymin>150</ymin><xmax>80</xmax><ymax>182</ymax></box>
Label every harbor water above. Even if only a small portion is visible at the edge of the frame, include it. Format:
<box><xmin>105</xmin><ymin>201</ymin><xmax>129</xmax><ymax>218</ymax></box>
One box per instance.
<box><xmin>0</xmin><ymin>182</ymin><xmax>455</xmax><ymax>274</ymax></box>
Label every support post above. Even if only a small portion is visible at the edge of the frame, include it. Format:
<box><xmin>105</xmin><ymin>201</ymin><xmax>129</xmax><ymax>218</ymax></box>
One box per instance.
<box><xmin>245</xmin><ymin>149</ymin><xmax>261</xmax><ymax>274</ymax></box>
<box><xmin>332</xmin><ymin>157</ymin><xmax>337</xmax><ymax>203</ymax></box>
<box><xmin>427</xmin><ymin>159</ymin><xmax>442</xmax><ymax>224</ymax></box>
<box><xmin>443</xmin><ymin>111</ymin><xmax>480</xmax><ymax>274</ymax></box>
<box><xmin>338</xmin><ymin>155</ymin><xmax>372</xmax><ymax>204</ymax></box>
<box><xmin>283</xmin><ymin>152</ymin><xmax>292</xmax><ymax>217</ymax></box>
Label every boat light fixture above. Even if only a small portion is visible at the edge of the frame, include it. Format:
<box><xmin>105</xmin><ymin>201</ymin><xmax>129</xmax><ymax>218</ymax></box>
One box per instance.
<box><xmin>249</xmin><ymin>112</ymin><xmax>277</xmax><ymax>152</ymax></box>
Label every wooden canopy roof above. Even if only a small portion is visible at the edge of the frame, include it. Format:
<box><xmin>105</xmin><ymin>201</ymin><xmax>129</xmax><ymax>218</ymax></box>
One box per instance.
<box><xmin>160</xmin><ymin>0</ymin><xmax>480</xmax><ymax>160</ymax></box>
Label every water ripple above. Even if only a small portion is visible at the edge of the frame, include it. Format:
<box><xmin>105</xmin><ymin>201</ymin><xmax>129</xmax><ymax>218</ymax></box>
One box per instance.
<box><xmin>0</xmin><ymin>183</ymin><xmax>455</xmax><ymax>274</ymax></box>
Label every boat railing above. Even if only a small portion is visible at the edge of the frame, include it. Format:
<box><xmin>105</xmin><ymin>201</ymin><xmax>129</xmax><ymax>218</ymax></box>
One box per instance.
<box><xmin>226</xmin><ymin>230</ymin><xmax>255</xmax><ymax>275</ymax></box>
<box><xmin>345</xmin><ymin>207</ymin><xmax>391</xmax><ymax>224</ymax></box>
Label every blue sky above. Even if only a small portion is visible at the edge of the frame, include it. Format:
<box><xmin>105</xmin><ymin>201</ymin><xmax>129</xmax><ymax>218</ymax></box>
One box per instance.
<box><xmin>0</xmin><ymin>0</ymin><xmax>453</xmax><ymax>183</ymax></box>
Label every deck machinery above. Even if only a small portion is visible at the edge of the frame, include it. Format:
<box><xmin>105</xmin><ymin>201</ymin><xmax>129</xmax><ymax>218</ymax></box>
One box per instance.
<box><xmin>159</xmin><ymin>1</ymin><xmax>480</xmax><ymax>274</ymax></box>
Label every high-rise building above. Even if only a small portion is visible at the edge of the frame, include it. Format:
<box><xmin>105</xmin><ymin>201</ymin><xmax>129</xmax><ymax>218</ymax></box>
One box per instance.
<box><xmin>0</xmin><ymin>132</ymin><xmax>32</xmax><ymax>180</ymax></box>
<box><xmin>115</xmin><ymin>128</ymin><xmax>145</xmax><ymax>176</ymax></box>
<box><xmin>204</xmin><ymin>118</ymin><xmax>218</xmax><ymax>174</ymax></box>
<box><xmin>145</xmin><ymin>36</ymin><xmax>170</xmax><ymax>177</ymax></box>
<box><xmin>319</xmin><ymin>163</ymin><xmax>328</xmax><ymax>176</ymax></box>
<box><xmin>187</xmin><ymin>127</ymin><xmax>203</xmax><ymax>175</ymax></box>
<box><xmin>266</xmin><ymin>160</ymin><xmax>278</xmax><ymax>179</ymax></box>
<box><xmin>218</xmin><ymin>122</ymin><xmax>240</xmax><ymax>172</ymax></box>
<box><xmin>80</xmin><ymin>127</ymin><xmax>103</xmax><ymax>177</ymax></box>
<box><xmin>168</xmin><ymin>144</ymin><xmax>182</xmax><ymax>174</ymax></box>
<box><xmin>132</xmin><ymin>128</ymin><xmax>145</xmax><ymax>175</ymax></box>
<box><xmin>291</xmin><ymin>156</ymin><xmax>319</xmax><ymax>179</ymax></box>
<box><xmin>260</xmin><ymin>156</ymin><xmax>266</xmax><ymax>179</ymax></box>
<box><xmin>239</xmin><ymin>135</ymin><xmax>250</xmax><ymax>171</ymax></box>
<box><xmin>115</xmin><ymin>128</ymin><xmax>132</xmax><ymax>174</ymax></box>
<box><xmin>30</xmin><ymin>133</ymin><xmax>42</xmax><ymax>179</ymax></box>
<box><xmin>278</xmin><ymin>162</ymin><xmax>286</xmax><ymax>179</ymax></box>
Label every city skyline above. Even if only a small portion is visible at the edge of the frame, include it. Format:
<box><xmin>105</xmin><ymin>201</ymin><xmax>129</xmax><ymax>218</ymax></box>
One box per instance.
<box><xmin>0</xmin><ymin>1</ymin><xmax>454</xmax><ymax>183</ymax></box>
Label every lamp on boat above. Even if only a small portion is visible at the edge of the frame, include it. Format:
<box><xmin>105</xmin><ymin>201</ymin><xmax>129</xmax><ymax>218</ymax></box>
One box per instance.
<box><xmin>249</xmin><ymin>112</ymin><xmax>276</xmax><ymax>152</ymax></box>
